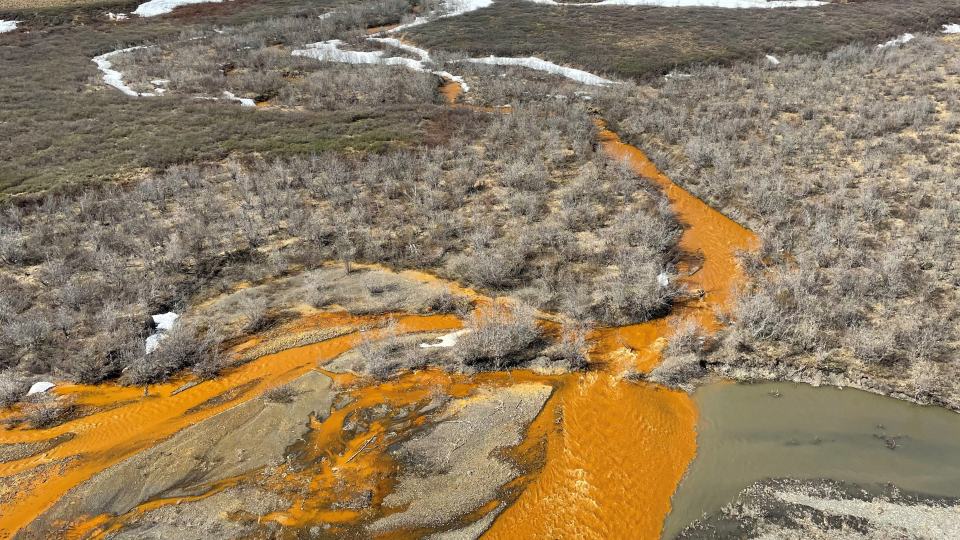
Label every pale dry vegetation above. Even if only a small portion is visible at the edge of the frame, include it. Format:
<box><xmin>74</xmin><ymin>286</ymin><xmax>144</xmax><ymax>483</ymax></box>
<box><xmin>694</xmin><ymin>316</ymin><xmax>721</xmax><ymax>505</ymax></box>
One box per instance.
<box><xmin>0</xmin><ymin>89</ymin><xmax>679</xmax><ymax>393</ymax></box>
<box><xmin>107</xmin><ymin>1</ymin><xmax>446</xmax><ymax>108</ymax></box>
<box><xmin>604</xmin><ymin>35</ymin><xmax>960</xmax><ymax>406</ymax></box>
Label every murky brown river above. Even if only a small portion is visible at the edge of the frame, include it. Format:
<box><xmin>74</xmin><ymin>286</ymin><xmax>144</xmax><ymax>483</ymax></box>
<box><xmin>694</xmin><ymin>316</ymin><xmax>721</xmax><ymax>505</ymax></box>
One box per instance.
<box><xmin>662</xmin><ymin>381</ymin><xmax>960</xmax><ymax>538</ymax></box>
<box><xmin>9</xmin><ymin>85</ymin><xmax>957</xmax><ymax>540</ymax></box>
<box><xmin>0</xmin><ymin>108</ymin><xmax>756</xmax><ymax>539</ymax></box>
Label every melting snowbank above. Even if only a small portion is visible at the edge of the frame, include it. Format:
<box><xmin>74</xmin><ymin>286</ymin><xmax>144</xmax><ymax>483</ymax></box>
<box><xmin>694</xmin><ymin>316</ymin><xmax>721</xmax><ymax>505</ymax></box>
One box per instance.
<box><xmin>223</xmin><ymin>90</ymin><xmax>255</xmax><ymax>106</ymax></box>
<box><xmin>133</xmin><ymin>0</ymin><xmax>223</xmax><ymax>17</ymax></box>
<box><xmin>944</xmin><ymin>24</ymin><xmax>960</xmax><ymax>34</ymax></box>
<box><xmin>27</xmin><ymin>381</ymin><xmax>55</xmax><ymax>395</ymax></box>
<box><xmin>292</xmin><ymin>39</ymin><xmax>471</xmax><ymax>91</ymax></box>
<box><xmin>367</xmin><ymin>37</ymin><xmax>432</xmax><ymax>61</ymax></box>
<box><xmin>878</xmin><ymin>33</ymin><xmax>914</xmax><ymax>49</ymax></box>
<box><xmin>292</xmin><ymin>39</ymin><xmax>425</xmax><ymax>71</ymax></box>
<box><xmin>92</xmin><ymin>46</ymin><xmax>157</xmax><ymax>97</ymax></box>
<box><xmin>0</xmin><ymin>20</ymin><xmax>19</xmax><ymax>33</ymax></box>
<box><xmin>146</xmin><ymin>312</ymin><xmax>179</xmax><ymax>353</ymax></box>
<box><xmin>466</xmin><ymin>56</ymin><xmax>616</xmax><ymax>86</ymax></box>
<box><xmin>419</xmin><ymin>329</ymin><xmax>471</xmax><ymax>348</ymax></box>
<box><xmin>386</xmin><ymin>0</ymin><xmax>494</xmax><ymax>33</ymax></box>
<box><xmin>527</xmin><ymin>0</ymin><xmax>824</xmax><ymax>6</ymax></box>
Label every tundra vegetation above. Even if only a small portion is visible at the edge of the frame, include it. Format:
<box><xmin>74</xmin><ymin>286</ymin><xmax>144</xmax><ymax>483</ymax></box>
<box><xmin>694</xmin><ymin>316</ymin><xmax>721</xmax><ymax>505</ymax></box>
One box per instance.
<box><xmin>0</xmin><ymin>61</ymin><xmax>680</xmax><ymax>405</ymax></box>
<box><xmin>5</xmin><ymin>0</ymin><xmax>960</xmax><ymax>415</ymax></box>
<box><xmin>0</xmin><ymin>0</ymin><xmax>437</xmax><ymax>196</ymax></box>
<box><xmin>604</xmin><ymin>35</ymin><xmax>960</xmax><ymax>408</ymax></box>
<box><xmin>405</xmin><ymin>0</ymin><xmax>960</xmax><ymax>79</ymax></box>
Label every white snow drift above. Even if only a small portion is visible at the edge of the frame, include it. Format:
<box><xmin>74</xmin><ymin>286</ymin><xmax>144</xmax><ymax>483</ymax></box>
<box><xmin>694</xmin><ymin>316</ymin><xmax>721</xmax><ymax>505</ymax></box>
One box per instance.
<box><xmin>223</xmin><ymin>90</ymin><xmax>255</xmax><ymax>106</ymax></box>
<box><xmin>385</xmin><ymin>0</ymin><xmax>494</xmax><ymax>33</ymax></box>
<box><xmin>944</xmin><ymin>24</ymin><xmax>960</xmax><ymax>34</ymax></box>
<box><xmin>420</xmin><ymin>330</ymin><xmax>471</xmax><ymax>348</ymax></box>
<box><xmin>92</xmin><ymin>46</ymin><xmax>158</xmax><ymax>97</ymax></box>
<box><xmin>27</xmin><ymin>381</ymin><xmax>55</xmax><ymax>395</ymax></box>
<box><xmin>0</xmin><ymin>20</ymin><xmax>19</xmax><ymax>33</ymax></box>
<box><xmin>292</xmin><ymin>39</ymin><xmax>425</xmax><ymax>70</ymax></box>
<box><xmin>292</xmin><ymin>39</ymin><xmax>471</xmax><ymax>91</ymax></box>
<box><xmin>466</xmin><ymin>56</ymin><xmax>616</xmax><ymax>86</ymax></box>
<box><xmin>146</xmin><ymin>312</ymin><xmax>179</xmax><ymax>354</ymax></box>
<box><xmin>94</xmin><ymin>47</ymin><xmax>257</xmax><ymax>103</ymax></box>
<box><xmin>878</xmin><ymin>33</ymin><xmax>914</xmax><ymax>49</ymax></box>
<box><xmin>134</xmin><ymin>0</ymin><xmax>222</xmax><ymax>17</ymax></box>
<box><xmin>527</xmin><ymin>0</ymin><xmax>823</xmax><ymax>7</ymax></box>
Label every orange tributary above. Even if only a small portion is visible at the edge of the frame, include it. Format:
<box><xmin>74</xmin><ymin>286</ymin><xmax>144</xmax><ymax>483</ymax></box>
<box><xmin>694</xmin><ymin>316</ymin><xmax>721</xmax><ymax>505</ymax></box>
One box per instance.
<box><xmin>480</xmin><ymin>125</ymin><xmax>757</xmax><ymax>540</ymax></box>
<box><xmin>0</xmin><ymin>122</ymin><xmax>756</xmax><ymax>540</ymax></box>
<box><xmin>0</xmin><ymin>314</ymin><xmax>460</xmax><ymax>539</ymax></box>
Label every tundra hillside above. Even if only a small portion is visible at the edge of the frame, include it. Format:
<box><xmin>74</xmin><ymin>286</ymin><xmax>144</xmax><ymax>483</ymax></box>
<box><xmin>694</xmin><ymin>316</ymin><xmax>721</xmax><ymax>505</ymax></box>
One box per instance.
<box><xmin>0</xmin><ymin>94</ymin><xmax>680</xmax><ymax>403</ymax></box>
<box><xmin>605</xmin><ymin>35</ymin><xmax>960</xmax><ymax>409</ymax></box>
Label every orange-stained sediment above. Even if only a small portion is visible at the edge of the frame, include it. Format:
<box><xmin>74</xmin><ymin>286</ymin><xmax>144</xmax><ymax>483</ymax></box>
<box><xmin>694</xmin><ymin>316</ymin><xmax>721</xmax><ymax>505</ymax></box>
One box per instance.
<box><xmin>1</xmin><ymin>121</ymin><xmax>757</xmax><ymax>540</ymax></box>
<box><xmin>481</xmin><ymin>125</ymin><xmax>757</xmax><ymax>540</ymax></box>
<box><xmin>439</xmin><ymin>80</ymin><xmax>463</xmax><ymax>103</ymax></box>
<box><xmin>0</xmin><ymin>314</ymin><xmax>460</xmax><ymax>539</ymax></box>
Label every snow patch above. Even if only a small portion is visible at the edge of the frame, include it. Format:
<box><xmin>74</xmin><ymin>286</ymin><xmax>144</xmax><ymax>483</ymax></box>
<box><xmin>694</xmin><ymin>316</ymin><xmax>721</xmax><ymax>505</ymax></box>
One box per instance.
<box><xmin>944</xmin><ymin>24</ymin><xmax>960</xmax><ymax>34</ymax></box>
<box><xmin>466</xmin><ymin>56</ymin><xmax>616</xmax><ymax>86</ymax></box>
<box><xmin>663</xmin><ymin>72</ymin><xmax>692</xmax><ymax>81</ymax></box>
<box><xmin>434</xmin><ymin>71</ymin><xmax>470</xmax><ymax>91</ymax></box>
<box><xmin>385</xmin><ymin>0</ymin><xmax>494</xmax><ymax>33</ymax></box>
<box><xmin>526</xmin><ymin>0</ymin><xmax>824</xmax><ymax>6</ymax></box>
<box><xmin>107</xmin><ymin>12</ymin><xmax>128</xmax><ymax>20</ymax></box>
<box><xmin>145</xmin><ymin>334</ymin><xmax>165</xmax><ymax>353</ymax></box>
<box><xmin>27</xmin><ymin>381</ymin><xmax>55</xmax><ymax>395</ymax></box>
<box><xmin>420</xmin><ymin>329</ymin><xmax>471</xmax><ymax>348</ymax></box>
<box><xmin>878</xmin><ymin>33</ymin><xmax>914</xmax><ymax>50</ymax></box>
<box><xmin>368</xmin><ymin>36</ymin><xmax>432</xmax><ymax>61</ymax></box>
<box><xmin>0</xmin><ymin>20</ymin><xmax>19</xmax><ymax>33</ymax></box>
<box><xmin>147</xmin><ymin>312</ymin><xmax>179</xmax><ymax>353</ymax></box>
<box><xmin>93</xmin><ymin>46</ymin><xmax>157</xmax><ymax>97</ymax></box>
<box><xmin>292</xmin><ymin>39</ymin><xmax>470</xmax><ymax>92</ymax></box>
<box><xmin>153</xmin><ymin>312</ymin><xmax>179</xmax><ymax>331</ymax></box>
<box><xmin>223</xmin><ymin>90</ymin><xmax>256</xmax><ymax>106</ymax></box>
<box><xmin>133</xmin><ymin>0</ymin><xmax>223</xmax><ymax>17</ymax></box>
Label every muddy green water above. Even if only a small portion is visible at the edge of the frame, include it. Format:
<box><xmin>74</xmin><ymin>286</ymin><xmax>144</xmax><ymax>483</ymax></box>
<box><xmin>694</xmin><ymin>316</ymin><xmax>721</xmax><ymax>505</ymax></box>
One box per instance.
<box><xmin>661</xmin><ymin>381</ymin><xmax>960</xmax><ymax>539</ymax></box>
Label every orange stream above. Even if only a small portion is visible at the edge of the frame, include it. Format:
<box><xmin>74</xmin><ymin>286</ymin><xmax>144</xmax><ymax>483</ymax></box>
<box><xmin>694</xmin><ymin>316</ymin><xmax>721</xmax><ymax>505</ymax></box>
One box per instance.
<box><xmin>439</xmin><ymin>80</ymin><xmax>463</xmax><ymax>103</ymax></box>
<box><xmin>1</xmin><ymin>110</ymin><xmax>756</xmax><ymax>540</ymax></box>
<box><xmin>480</xmin><ymin>126</ymin><xmax>757</xmax><ymax>540</ymax></box>
<box><xmin>0</xmin><ymin>314</ymin><xmax>460</xmax><ymax>539</ymax></box>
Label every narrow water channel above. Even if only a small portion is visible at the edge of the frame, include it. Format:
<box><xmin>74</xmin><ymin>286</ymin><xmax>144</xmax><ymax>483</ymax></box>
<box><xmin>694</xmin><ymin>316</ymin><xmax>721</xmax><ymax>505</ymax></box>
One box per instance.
<box><xmin>662</xmin><ymin>381</ymin><xmax>960</xmax><ymax>539</ymax></box>
<box><xmin>480</xmin><ymin>125</ymin><xmax>757</xmax><ymax>540</ymax></box>
<box><xmin>2</xmin><ymin>83</ymin><xmax>759</xmax><ymax>539</ymax></box>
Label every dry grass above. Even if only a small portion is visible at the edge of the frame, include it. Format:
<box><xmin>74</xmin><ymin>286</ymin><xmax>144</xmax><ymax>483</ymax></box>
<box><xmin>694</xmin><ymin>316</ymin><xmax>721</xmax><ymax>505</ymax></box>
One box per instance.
<box><xmin>605</xmin><ymin>34</ymin><xmax>960</xmax><ymax>407</ymax></box>
<box><xmin>407</xmin><ymin>0</ymin><xmax>960</xmax><ymax>80</ymax></box>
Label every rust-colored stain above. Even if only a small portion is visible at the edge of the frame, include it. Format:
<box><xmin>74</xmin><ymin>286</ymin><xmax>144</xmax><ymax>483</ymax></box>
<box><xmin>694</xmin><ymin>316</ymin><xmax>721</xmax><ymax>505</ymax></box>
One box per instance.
<box><xmin>481</xmin><ymin>125</ymin><xmax>757</xmax><ymax>540</ymax></box>
<box><xmin>1</xmin><ymin>121</ymin><xmax>756</xmax><ymax>540</ymax></box>
<box><xmin>439</xmin><ymin>80</ymin><xmax>463</xmax><ymax>103</ymax></box>
<box><xmin>0</xmin><ymin>315</ymin><xmax>460</xmax><ymax>539</ymax></box>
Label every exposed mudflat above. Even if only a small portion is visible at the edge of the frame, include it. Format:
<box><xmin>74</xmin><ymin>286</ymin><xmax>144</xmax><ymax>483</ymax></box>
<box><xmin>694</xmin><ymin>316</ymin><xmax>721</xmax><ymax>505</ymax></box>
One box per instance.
<box><xmin>16</xmin><ymin>370</ymin><xmax>336</xmax><ymax>539</ymax></box>
<box><xmin>370</xmin><ymin>383</ymin><xmax>553</xmax><ymax>534</ymax></box>
<box><xmin>678</xmin><ymin>478</ymin><xmax>960</xmax><ymax>540</ymax></box>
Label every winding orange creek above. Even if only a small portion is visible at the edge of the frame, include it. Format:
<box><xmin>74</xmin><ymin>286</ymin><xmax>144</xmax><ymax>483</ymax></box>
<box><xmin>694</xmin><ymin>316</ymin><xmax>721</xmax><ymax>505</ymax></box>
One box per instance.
<box><xmin>480</xmin><ymin>126</ymin><xmax>757</xmax><ymax>540</ymax></box>
<box><xmin>0</xmin><ymin>114</ymin><xmax>755</xmax><ymax>539</ymax></box>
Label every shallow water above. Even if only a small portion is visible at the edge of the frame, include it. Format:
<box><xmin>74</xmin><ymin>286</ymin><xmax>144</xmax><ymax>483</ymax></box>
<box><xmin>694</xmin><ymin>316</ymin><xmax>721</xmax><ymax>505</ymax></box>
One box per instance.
<box><xmin>0</xmin><ymin>314</ymin><xmax>460</xmax><ymax>538</ymax></box>
<box><xmin>2</xmin><ymin>117</ymin><xmax>756</xmax><ymax>539</ymax></box>
<box><xmin>662</xmin><ymin>381</ymin><xmax>960</xmax><ymax>539</ymax></box>
<box><xmin>481</xmin><ymin>126</ymin><xmax>757</xmax><ymax>540</ymax></box>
